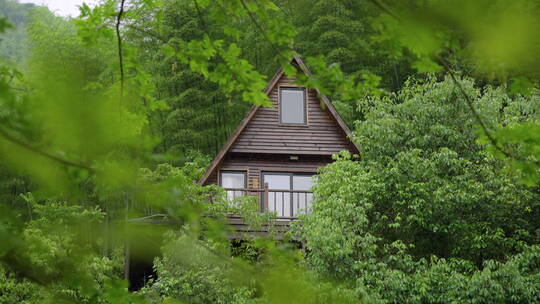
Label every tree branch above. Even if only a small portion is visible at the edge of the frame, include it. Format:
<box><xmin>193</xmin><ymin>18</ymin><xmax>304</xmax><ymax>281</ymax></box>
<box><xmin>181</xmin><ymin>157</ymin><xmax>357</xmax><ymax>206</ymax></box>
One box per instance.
<box><xmin>369</xmin><ymin>0</ymin><xmax>517</xmax><ymax>160</ymax></box>
<box><xmin>368</xmin><ymin>0</ymin><xmax>402</xmax><ymax>21</ymax></box>
<box><xmin>0</xmin><ymin>127</ymin><xmax>94</xmax><ymax>172</ymax></box>
<box><xmin>193</xmin><ymin>0</ymin><xmax>208</xmax><ymax>32</ymax></box>
<box><xmin>116</xmin><ymin>0</ymin><xmax>126</xmax><ymax>101</ymax></box>
<box><xmin>439</xmin><ymin>60</ymin><xmax>512</xmax><ymax>158</ymax></box>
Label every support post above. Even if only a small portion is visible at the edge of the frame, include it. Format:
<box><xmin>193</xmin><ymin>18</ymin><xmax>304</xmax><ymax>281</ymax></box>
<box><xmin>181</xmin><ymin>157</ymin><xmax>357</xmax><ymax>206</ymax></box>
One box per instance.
<box><xmin>263</xmin><ymin>183</ymin><xmax>269</xmax><ymax>212</ymax></box>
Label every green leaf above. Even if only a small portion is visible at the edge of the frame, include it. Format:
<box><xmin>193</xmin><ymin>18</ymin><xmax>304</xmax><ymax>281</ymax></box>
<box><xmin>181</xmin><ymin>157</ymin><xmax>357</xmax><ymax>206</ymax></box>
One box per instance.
<box><xmin>412</xmin><ymin>57</ymin><xmax>442</xmax><ymax>73</ymax></box>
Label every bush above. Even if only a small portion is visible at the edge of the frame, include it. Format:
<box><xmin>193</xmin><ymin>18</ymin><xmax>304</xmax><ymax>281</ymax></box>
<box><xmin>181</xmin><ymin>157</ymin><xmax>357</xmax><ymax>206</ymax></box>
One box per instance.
<box><xmin>139</xmin><ymin>231</ymin><xmax>257</xmax><ymax>304</ymax></box>
<box><xmin>0</xmin><ymin>265</ymin><xmax>43</xmax><ymax>303</ymax></box>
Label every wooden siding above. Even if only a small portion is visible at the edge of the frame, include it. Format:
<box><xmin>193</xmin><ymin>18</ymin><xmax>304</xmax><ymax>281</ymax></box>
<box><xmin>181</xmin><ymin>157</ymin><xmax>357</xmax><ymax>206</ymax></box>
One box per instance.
<box><xmin>205</xmin><ymin>153</ymin><xmax>330</xmax><ymax>186</ymax></box>
<box><xmin>229</xmin><ymin>74</ymin><xmax>356</xmax><ymax>155</ymax></box>
<box><xmin>227</xmin><ymin>215</ymin><xmax>292</xmax><ymax>240</ymax></box>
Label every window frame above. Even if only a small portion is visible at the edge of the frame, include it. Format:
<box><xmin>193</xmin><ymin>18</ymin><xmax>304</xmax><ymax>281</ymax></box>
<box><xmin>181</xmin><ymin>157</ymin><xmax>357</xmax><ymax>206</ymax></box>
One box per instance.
<box><xmin>218</xmin><ymin>170</ymin><xmax>247</xmax><ymax>189</ymax></box>
<box><xmin>278</xmin><ymin>86</ymin><xmax>308</xmax><ymax>126</ymax></box>
<box><xmin>262</xmin><ymin>171</ymin><xmax>315</xmax><ymax>217</ymax></box>
<box><xmin>261</xmin><ymin>172</ymin><xmax>315</xmax><ymax>190</ymax></box>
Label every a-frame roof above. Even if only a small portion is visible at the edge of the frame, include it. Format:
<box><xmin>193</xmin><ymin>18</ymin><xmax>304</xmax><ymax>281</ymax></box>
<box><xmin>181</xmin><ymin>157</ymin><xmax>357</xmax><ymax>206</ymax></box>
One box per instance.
<box><xmin>198</xmin><ymin>56</ymin><xmax>360</xmax><ymax>185</ymax></box>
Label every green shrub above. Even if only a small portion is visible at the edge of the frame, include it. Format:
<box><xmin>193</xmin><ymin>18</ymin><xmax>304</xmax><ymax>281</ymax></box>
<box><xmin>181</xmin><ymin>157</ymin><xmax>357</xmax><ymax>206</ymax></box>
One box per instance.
<box><xmin>0</xmin><ymin>265</ymin><xmax>43</xmax><ymax>303</ymax></box>
<box><xmin>296</xmin><ymin>77</ymin><xmax>540</xmax><ymax>303</ymax></box>
<box><xmin>139</xmin><ymin>231</ymin><xmax>257</xmax><ymax>304</ymax></box>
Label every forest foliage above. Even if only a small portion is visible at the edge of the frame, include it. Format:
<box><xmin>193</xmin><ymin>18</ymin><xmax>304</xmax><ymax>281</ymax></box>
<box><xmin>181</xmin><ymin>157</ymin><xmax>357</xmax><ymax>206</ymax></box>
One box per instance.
<box><xmin>1</xmin><ymin>0</ymin><xmax>540</xmax><ymax>303</ymax></box>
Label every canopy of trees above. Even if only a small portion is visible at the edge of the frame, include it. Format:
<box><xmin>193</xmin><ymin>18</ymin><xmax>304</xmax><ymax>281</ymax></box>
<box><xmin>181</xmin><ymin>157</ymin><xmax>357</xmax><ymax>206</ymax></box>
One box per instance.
<box><xmin>0</xmin><ymin>0</ymin><xmax>539</xmax><ymax>303</ymax></box>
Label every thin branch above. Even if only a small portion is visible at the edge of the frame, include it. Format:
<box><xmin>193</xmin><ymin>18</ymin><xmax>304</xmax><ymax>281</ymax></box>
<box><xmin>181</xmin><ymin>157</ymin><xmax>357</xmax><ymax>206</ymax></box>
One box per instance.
<box><xmin>368</xmin><ymin>0</ymin><xmax>517</xmax><ymax>160</ymax></box>
<box><xmin>368</xmin><ymin>0</ymin><xmax>402</xmax><ymax>21</ymax></box>
<box><xmin>116</xmin><ymin>0</ymin><xmax>127</xmax><ymax>101</ymax></box>
<box><xmin>193</xmin><ymin>0</ymin><xmax>208</xmax><ymax>31</ymax></box>
<box><xmin>439</xmin><ymin>60</ymin><xmax>512</xmax><ymax>158</ymax></box>
<box><xmin>0</xmin><ymin>127</ymin><xmax>94</xmax><ymax>172</ymax></box>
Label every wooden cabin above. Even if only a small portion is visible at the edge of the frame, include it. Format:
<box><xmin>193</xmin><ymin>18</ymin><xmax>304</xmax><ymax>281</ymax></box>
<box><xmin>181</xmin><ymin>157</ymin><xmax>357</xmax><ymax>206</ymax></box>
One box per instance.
<box><xmin>199</xmin><ymin>56</ymin><xmax>359</xmax><ymax>234</ymax></box>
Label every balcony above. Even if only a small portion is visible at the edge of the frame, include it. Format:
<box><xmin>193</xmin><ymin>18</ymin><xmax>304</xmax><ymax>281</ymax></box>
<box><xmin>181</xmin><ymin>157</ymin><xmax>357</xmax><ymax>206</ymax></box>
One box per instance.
<box><xmin>223</xmin><ymin>184</ymin><xmax>313</xmax><ymax>219</ymax></box>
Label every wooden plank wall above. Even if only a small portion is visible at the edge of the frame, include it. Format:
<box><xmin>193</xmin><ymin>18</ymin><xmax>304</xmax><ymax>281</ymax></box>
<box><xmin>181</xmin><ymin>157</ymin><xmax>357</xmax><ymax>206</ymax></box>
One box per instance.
<box><xmin>205</xmin><ymin>154</ymin><xmax>331</xmax><ymax>186</ymax></box>
<box><xmin>229</xmin><ymin>74</ymin><xmax>356</xmax><ymax>155</ymax></box>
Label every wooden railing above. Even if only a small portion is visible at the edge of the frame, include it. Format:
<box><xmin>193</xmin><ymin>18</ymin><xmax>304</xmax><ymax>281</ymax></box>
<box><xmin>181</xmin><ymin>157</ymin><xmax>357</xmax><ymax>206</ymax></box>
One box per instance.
<box><xmin>223</xmin><ymin>183</ymin><xmax>313</xmax><ymax>218</ymax></box>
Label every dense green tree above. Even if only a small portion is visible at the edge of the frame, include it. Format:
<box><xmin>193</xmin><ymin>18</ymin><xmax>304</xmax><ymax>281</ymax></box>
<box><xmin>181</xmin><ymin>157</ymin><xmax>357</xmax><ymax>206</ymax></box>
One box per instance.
<box><xmin>299</xmin><ymin>77</ymin><xmax>540</xmax><ymax>273</ymax></box>
<box><xmin>289</xmin><ymin>0</ymin><xmax>411</xmax><ymax>88</ymax></box>
<box><xmin>294</xmin><ymin>76</ymin><xmax>540</xmax><ymax>303</ymax></box>
<box><xmin>133</xmin><ymin>0</ymin><xmax>253</xmax><ymax>158</ymax></box>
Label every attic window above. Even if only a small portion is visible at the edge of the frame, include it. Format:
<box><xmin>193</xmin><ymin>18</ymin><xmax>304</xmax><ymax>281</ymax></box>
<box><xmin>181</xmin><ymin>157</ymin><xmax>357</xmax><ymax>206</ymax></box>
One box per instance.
<box><xmin>280</xmin><ymin>87</ymin><xmax>306</xmax><ymax>124</ymax></box>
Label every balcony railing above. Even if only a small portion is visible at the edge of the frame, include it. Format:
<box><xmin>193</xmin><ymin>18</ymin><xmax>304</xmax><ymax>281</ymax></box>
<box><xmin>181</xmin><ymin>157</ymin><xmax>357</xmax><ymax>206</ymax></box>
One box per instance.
<box><xmin>223</xmin><ymin>184</ymin><xmax>313</xmax><ymax>218</ymax></box>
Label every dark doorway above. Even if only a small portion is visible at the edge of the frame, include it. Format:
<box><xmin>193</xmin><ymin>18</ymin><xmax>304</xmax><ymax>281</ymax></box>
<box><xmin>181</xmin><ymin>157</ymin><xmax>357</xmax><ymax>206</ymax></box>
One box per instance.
<box><xmin>128</xmin><ymin>254</ymin><xmax>157</xmax><ymax>291</ymax></box>
<box><xmin>126</xmin><ymin>224</ymin><xmax>166</xmax><ymax>291</ymax></box>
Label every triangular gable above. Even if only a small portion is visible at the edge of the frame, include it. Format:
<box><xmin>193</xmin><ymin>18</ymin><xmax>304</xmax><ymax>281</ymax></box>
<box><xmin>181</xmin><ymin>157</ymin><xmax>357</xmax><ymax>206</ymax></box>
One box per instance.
<box><xmin>199</xmin><ymin>56</ymin><xmax>360</xmax><ymax>184</ymax></box>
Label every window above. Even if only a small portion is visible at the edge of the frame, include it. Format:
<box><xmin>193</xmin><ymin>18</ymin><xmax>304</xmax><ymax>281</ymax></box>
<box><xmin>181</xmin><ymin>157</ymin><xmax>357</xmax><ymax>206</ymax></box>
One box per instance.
<box><xmin>220</xmin><ymin>171</ymin><xmax>246</xmax><ymax>201</ymax></box>
<box><xmin>263</xmin><ymin>172</ymin><xmax>314</xmax><ymax>217</ymax></box>
<box><xmin>280</xmin><ymin>87</ymin><xmax>306</xmax><ymax>124</ymax></box>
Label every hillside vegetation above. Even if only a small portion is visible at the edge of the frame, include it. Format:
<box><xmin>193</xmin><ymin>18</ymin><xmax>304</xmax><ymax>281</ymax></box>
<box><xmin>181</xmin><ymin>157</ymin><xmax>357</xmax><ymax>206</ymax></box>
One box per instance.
<box><xmin>0</xmin><ymin>0</ymin><xmax>539</xmax><ymax>303</ymax></box>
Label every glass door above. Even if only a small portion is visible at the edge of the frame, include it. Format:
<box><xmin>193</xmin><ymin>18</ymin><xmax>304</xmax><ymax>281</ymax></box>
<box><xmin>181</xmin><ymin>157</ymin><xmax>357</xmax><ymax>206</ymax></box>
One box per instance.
<box><xmin>263</xmin><ymin>173</ymin><xmax>314</xmax><ymax>217</ymax></box>
<box><xmin>263</xmin><ymin>173</ymin><xmax>291</xmax><ymax>217</ymax></box>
